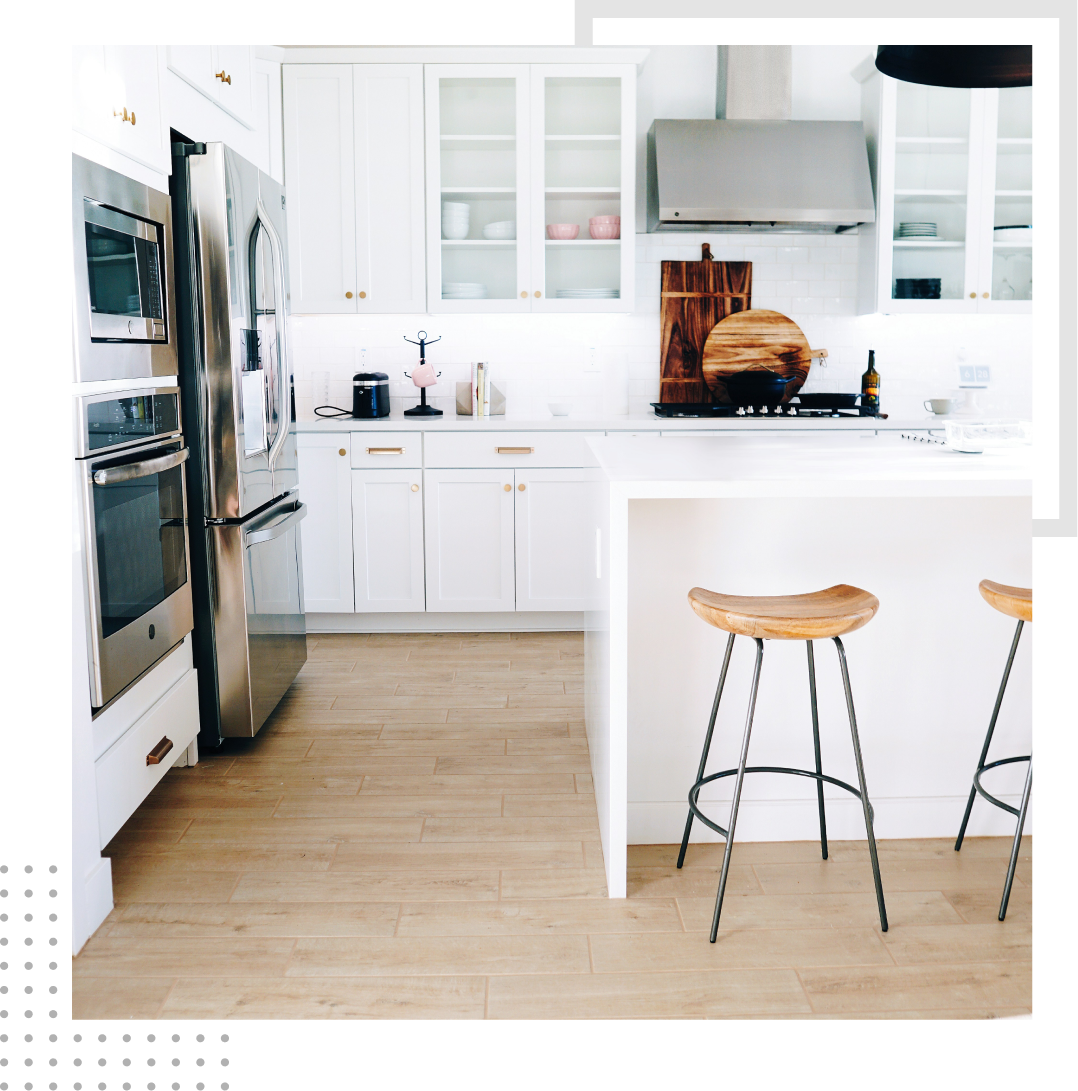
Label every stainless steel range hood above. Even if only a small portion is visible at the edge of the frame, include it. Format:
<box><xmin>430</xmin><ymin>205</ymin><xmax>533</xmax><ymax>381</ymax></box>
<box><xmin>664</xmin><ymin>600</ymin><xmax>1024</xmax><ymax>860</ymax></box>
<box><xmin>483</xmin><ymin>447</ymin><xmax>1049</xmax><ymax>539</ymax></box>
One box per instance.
<box><xmin>646</xmin><ymin>46</ymin><xmax>876</xmax><ymax>233</ymax></box>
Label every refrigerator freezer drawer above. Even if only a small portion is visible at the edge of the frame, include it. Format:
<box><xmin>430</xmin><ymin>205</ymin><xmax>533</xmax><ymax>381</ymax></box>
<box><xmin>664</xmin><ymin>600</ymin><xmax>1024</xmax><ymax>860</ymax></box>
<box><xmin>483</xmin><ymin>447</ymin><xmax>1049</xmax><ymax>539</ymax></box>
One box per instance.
<box><xmin>209</xmin><ymin>498</ymin><xmax>308</xmax><ymax>739</ymax></box>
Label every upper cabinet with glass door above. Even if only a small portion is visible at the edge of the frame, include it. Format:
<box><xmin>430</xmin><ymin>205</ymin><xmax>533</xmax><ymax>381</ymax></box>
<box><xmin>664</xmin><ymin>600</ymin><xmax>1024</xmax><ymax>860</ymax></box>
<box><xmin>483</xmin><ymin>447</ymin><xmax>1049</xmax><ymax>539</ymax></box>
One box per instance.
<box><xmin>426</xmin><ymin>63</ymin><xmax>635</xmax><ymax>313</ymax></box>
<box><xmin>982</xmin><ymin>86</ymin><xmax>1032</xmax><ymax>310</ymax></box>
<box><xmin>857</xmin><ymin>67</ymin><xmax>1031</xmax><ymax>315</ymax></box>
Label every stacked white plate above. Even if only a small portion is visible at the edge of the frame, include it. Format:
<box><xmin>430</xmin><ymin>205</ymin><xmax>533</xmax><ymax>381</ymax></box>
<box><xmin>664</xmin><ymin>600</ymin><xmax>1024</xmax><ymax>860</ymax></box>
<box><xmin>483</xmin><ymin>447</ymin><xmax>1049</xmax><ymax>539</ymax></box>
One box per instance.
<box><xmin>442</xmin><ymin>201</ymin><xmax>470</xmax><ymax>240</ymax></box>
<box><xmin>482</xmin><ymin>220</ymin><xmax>516</xmax><ymax>240</ymax></box>
<box><xmin>443</xmin><ymin>282</ymin><xmax>487</xmax><ymax>299</ymax></box>
<box><xmin>555</xmin><ymin>288</ymin><xmax>620</xmax><ymax>299</ymax></box>
<box><xmin>897</xmin><ymin>221</ymin><xmax>937</xmax><ymax>238</ymax></box>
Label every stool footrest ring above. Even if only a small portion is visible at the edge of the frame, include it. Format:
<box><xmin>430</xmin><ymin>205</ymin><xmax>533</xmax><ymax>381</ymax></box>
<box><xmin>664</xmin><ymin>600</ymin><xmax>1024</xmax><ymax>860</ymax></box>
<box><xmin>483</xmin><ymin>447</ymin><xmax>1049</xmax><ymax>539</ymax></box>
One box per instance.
<box><xmin>972</xmin><ymin>755</ymin><xmax>1031</xmax><ymax>819</ymax></box>
<box><xmin>688</xmin><ymin>765</ymin><xmax>872</xmax><ymax>839</ymax></box>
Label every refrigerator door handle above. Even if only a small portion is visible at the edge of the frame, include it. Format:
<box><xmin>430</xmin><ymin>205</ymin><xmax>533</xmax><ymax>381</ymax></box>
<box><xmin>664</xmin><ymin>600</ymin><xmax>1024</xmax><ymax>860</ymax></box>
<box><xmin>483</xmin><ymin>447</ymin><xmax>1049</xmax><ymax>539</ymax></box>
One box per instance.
<box><xmin>255</xmin><ymin>198</ymin><xmax>290</xmax><ymax>477</ymax></box>
<box><xmin>244</xmin><ymin>501</ymin><xmax>307</xmax><ymax>548</ymax></box>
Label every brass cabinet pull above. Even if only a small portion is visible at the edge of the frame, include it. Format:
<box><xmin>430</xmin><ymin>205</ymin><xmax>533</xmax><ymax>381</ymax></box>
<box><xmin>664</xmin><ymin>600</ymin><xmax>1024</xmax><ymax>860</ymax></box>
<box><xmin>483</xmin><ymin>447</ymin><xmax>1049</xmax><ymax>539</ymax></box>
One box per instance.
<box><xmin>970</xmin><ymin>292</ymin><xmax>977</xmax><ymax>299</ymax></box>
<box><xmin>146</xmin><ymin>736</ymin><xmax>173</xmax><ymax>766</ymax></box>
<box><xmin>520</xmin><ymin>291</ymin><xmax>528</xmax><ymax>298</ymax></box>
<box><xmin>534</xmin><ymin>291</ymin><xmax>542</xmax><ymax>298</ymax></box>
<box><xmin>503</xmin><ymin>483</ymin><xmax>512</xmax><ymax>492</ymax></box>
<box><xmin>359</xmin><ymin>291</ymin><xmax>367</xmax><ymax>299</ymax></box>
<box><xmin>366</xmin><ymin>447</ymin><xmax>405</xmax><ymax>455</ymax></box>
<box><xmin>113</xmin><ymin>107</ymin><xmax>136</xmax><ymax>125</ymax></box>
<box><xmin>518</xmin><ymin>483</ymin><xmax>526</xmax><ymax>491</ymax></box>
<box><xmin>496</xmin><ymin>446</ymin><xmax>534</xmax><ymax>454</ymax></box>
<box><xmin>338</xmin><ymin>448</ymin><xmax>347</xmax><ymax>457</ymax></box>
<box><xmin>345</xmin><ymin>291</ymin><xmax>354</xmax><ymax>299</ymax></box>
<box><xmin>982</xmin><ymin>292</ymin><xmax>990</xmax><ymax>299</ymax></box>
<box><xmin>411</xmin><ymin>483</ymin><xmax>419</xmax><ymax>492</ymax></box>
<box><xmin>216</xmin><ymin>70</ymin><xmax>232</xmax><ymax>84</ymax></box>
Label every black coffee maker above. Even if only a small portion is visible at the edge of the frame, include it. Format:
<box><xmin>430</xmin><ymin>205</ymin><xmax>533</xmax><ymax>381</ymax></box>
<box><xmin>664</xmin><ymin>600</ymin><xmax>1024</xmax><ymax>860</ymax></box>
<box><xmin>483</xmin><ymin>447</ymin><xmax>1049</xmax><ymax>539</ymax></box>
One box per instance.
<box><xmin>351</xmin><ymin>372</ymin><xmax>391</xmax><ymax>418</ymax></box>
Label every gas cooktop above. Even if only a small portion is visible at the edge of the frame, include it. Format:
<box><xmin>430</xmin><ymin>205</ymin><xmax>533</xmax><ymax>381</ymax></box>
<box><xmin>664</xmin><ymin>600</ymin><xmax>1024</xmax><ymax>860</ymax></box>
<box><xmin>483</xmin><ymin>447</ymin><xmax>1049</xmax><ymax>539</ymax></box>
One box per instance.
<box><xmin>650</xmin><ymin>402</ymin><xmax>885</xmax><ymax>420</ymax></box>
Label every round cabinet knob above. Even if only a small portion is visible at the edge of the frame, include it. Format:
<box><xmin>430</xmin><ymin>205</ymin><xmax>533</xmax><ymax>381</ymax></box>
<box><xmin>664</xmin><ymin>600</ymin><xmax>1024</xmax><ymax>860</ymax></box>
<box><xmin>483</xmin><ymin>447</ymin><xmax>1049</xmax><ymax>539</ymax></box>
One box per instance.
<box><xmin>534</xmin><ymin>291</ymin><xmax>541</xmax><ymax>298</ymax></box>
<box><xmin>359</xmin><ymin>291</ymin><xmax>366</xmax><ymax>299</ymax></box>
<box><xmin>338</xmin><ymin>448</ymin><xmax>346</xmax><ymax>457</ymax></box>
<box><xmin>970</xmin><ymin>292</ymin><xmax>976</xmax><ymax>299</ymax></box>
<box><xmin>518</xmin><ymin>483</ymin><xmax>526</xmax><ymax>491</ymax></box>
<box><xmin>982</xmin><ymin>292</ymin><xmax>990</xmax><ymax>299</ymax></box>
<box><xmin>503</xmin><ymin>483</ymin><xmax>512</xmax><ymax>492</ymax></box>
<box><xmin>520</xmin><ymin>291</ymin><xmax>528</xmax><ymax>299</ymax></box>
<box><xmin>345</xmin><ymin>291</ymin><xmax>354</xmax><ymax>299</ymax></box>
<box><xmin>411</xmin><ymin>483</ymin><xmax>419</xmax><ymax>493</ymax></box>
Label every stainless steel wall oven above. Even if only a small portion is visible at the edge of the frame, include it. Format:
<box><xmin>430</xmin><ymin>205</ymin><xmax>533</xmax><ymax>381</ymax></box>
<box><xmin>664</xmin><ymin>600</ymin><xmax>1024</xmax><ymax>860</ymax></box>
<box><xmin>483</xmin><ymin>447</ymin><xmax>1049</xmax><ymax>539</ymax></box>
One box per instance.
<box><xmin>77</xmin><ymin>389</ymin><xmax>194</xmax><ymax>708</ymax></box>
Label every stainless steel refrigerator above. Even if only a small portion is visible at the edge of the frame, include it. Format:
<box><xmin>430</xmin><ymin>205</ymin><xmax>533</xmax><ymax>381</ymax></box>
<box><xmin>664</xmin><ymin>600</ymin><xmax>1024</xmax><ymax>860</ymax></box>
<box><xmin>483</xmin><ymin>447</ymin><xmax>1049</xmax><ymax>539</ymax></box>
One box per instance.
<box><xmin>170</xmin><ymin>140</ymin><xmax>307</xmax><ymax>746</ymax></box>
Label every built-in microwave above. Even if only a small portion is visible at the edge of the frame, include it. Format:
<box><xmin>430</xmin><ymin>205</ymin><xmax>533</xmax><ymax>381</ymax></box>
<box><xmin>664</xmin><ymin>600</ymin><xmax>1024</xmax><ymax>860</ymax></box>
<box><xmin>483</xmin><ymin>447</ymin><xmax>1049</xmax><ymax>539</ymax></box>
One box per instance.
<box><xmin>73</xmin><ymin>155</ymin><xmax>178</xmax><ymax>382</ymax></box>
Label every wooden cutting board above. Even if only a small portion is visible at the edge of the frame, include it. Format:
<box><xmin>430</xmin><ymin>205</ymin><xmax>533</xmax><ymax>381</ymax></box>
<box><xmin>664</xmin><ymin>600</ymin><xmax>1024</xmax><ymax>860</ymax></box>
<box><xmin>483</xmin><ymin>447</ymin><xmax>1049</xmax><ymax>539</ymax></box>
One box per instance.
<box><xmin>701</xmin><ymin>309</ymin><xmax>828</xmax><ymax>404</ymax></box>
<box><xmin>659</xmin><ymin>247</ymin><xmax>752</xmax><ymax>403</ymax></box>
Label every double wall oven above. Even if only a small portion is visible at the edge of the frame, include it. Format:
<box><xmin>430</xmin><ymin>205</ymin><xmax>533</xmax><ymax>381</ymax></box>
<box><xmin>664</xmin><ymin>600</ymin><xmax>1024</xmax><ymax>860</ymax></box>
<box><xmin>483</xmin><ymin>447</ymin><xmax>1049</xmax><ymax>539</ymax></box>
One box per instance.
<box><xmin>76</xmin><ymin>390</ymin><xmax>194</xmax><ymax>709</ymax></box>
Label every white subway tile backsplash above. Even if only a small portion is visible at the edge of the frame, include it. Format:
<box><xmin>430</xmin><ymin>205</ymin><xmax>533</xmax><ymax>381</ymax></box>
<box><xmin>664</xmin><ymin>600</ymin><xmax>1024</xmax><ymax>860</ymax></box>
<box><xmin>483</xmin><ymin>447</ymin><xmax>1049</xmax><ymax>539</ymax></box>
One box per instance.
<box><xmin>289</xmin><ymin>231</ymin><xmax>1031</xmax><ymax>421</ymax></box>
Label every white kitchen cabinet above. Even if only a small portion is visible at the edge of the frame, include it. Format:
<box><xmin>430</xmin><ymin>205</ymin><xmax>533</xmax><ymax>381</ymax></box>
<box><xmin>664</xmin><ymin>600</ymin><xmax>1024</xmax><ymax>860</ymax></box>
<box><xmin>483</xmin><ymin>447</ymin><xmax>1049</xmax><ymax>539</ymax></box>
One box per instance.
<box><xmin>283</xmin><ymin>65</ymin><xmax>356</xmax><ymax>313</ymax></box>
<box><xmin>857</xmin><ymin>67</ymin><xmax>1032</xmax><ymax>315</ymax></box>
<box><xmin>424</xmin><ymin>469</ymin><xmax>516</xmax><ymax>612</ymax></box>
<box><xmin>297</xmin><ymin>435</ymin><xmax>354</xmax><ymax>613</ymax></box>
<box><xmin>167</xmin><ymin>46</ymin><xmax>256</xmax><ymax>129</ymax></box>
<box><xmin>254</xmin><ymin>58</ymin><xmax>284</xmax><ymax>183</ymax></box>
<box><xmin>515</xmin><ymin>469</ymin><xmax>600</xmax><ymax>611</ymax></box>
<box><xmin>283</xmin><ymin>64</ymin><xmax>426</xmax><ymax>314</ymax></box>
<box><xmin>354</xmin><ymin>65</ymin><xmax>427</xmax><ymax>312</ymax></box>
<box><xmin>425</xmin><ymin>63</ymin><xmax>636</xmax><ymax>313</ymax></box>
<box><xmin>352</xmin><ymin>470</ymin><xmax>426</xmax><ymax>612</ymax></box>
<box><xmin>72</xmin><ymin>46</ymin><xmax>169</xmax><ymax>174</ymax></box>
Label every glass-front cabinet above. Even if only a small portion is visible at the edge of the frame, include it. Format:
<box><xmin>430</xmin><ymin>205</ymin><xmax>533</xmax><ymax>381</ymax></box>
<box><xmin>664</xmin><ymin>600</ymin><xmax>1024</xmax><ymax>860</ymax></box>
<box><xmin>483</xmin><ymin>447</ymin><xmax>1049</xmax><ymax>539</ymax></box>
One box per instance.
<box><xmin>425</xmin><ymin>64</ymin><xmax>635</xmax><ymax>313</ymax></box>
<box><xmin>859</xmin><ymin>69</ymin><xmax>1032</xmax><ymax>314</ymax></box>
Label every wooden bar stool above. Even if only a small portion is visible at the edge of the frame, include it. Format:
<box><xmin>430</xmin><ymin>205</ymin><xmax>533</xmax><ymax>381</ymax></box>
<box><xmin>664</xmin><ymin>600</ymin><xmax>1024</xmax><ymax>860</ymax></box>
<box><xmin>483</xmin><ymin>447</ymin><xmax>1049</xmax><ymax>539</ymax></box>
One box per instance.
<box><xmin>679</xmin><ymin>584</ymin><xmax>888</xmax><ymax>942</ymax></box>
<box><xmin>954</xmin><ymin>579</ymin><xmax>1033</xmax><ymax>921</ymax></box>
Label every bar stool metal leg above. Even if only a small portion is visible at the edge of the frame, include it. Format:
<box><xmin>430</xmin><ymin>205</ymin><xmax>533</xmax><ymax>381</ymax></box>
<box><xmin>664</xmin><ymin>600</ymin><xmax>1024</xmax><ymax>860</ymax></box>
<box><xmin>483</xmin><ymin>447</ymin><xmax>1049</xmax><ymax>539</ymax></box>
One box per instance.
<box><xmin>807</xmin><ymin>640</ymin><xmax>828</xmax><ymax>861</ymax></box>
<box><xmin>956</xmin><ymin>619</ymin><xmax>1025</xmax><ymax>852</ymax></box>
<box><xmin>834</xmin><ymin>636</ymin><xmax>889</xmax><ymax>933</ymax></box>
<box><xmin>710</xmin><ymin>637</ymin><xmax>765</xmax><ymax>942</ymax></box>
<box><xmin>999</xmin><ymin>757</ymin><xmax>1032</xmax><ymax>921</ymax></box>
<box><xmin>678</xmin><ymin>633</ymin><xmax>736</xmax><ymax>869</ymax></box>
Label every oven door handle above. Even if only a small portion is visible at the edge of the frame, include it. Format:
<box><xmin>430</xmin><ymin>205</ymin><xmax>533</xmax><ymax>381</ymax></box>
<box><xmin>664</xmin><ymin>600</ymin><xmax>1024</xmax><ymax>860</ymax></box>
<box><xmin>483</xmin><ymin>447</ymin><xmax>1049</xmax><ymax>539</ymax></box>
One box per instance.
<box><xmin>244</xmin><ymin>501</ymin><xmax>307</xmax><ymax>548</ymax></box>
<box><xmin>92</xmin><ymin>446</ymin><xmax>189</xmax><ymax>486</ymax></box>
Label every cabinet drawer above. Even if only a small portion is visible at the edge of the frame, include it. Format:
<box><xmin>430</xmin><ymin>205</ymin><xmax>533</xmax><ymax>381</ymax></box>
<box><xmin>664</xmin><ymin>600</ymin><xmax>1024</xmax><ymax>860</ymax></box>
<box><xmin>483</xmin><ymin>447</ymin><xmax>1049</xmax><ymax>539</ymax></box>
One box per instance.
<box><xmin>350</xmin><ymin>432</ymin><xmax>421</xmax><ymax>468</ymax></box>
<box><xmin>95</xmin><ymin>669</ymin><xmax>200</xmax><ymax>848</ymax></box>
<box><xmin>424</xmin><ymin>431</ymin><xmax>601</xmax><ymax>468</ymax></box>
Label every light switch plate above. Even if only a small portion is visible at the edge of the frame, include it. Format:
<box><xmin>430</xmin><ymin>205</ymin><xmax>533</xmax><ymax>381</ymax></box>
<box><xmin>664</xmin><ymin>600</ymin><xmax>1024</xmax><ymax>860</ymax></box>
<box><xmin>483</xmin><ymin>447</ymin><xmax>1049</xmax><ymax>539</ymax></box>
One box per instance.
<box><xmin>584</xmin><ymin>347</ymin><xmax>600</xmax><ymax>373</ymax></box>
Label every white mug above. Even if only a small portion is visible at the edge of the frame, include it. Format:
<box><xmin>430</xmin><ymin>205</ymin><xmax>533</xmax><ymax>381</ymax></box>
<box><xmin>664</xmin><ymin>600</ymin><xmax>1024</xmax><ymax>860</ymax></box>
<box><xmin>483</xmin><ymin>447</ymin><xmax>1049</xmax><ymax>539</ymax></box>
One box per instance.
<box><xmin>925</xmin><ymin>398</ymin><xmax>957</xmax><ymax>415</ymax></box>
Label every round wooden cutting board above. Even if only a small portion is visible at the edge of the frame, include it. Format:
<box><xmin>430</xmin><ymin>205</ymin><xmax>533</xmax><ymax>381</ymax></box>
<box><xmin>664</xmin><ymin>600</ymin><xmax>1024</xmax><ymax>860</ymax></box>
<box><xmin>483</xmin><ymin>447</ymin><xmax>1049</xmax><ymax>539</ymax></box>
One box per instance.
<box><xmin>701</xmin><ymin>309</ymin><xmax>827</xmax><ymax>403</ymax></box>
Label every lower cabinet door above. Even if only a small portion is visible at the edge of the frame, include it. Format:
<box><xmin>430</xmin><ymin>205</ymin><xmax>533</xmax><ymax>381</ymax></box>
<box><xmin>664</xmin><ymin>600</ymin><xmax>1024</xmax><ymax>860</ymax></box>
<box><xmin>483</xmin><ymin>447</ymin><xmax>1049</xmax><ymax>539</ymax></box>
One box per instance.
<box><xmin>424</xmin><ymin>468</ymin><xmax>515</xmax><ymax>612</ymax></box>
<box><xmin>297</xmin><ymin>435</ymin><xmax>354</xmax><ymax>612</ymax></box>
<box><xmin>515</xmin><ymin>469</ymin><xmax>601</xmax><ymax>611</ymax></box>
<box><xmin>352</xmin><ymin>469</ymin><xmax>426</xmax><ymax>612</ymax></box>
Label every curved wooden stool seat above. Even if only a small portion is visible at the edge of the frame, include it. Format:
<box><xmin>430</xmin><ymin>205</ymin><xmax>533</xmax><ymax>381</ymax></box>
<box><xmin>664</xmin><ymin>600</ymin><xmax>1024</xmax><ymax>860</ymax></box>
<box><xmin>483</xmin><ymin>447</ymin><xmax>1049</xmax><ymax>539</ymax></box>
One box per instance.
<box><xmin>688</xmin><ymin>584</ymin><xmax>879</xmax><ymax>640</ymax></box>
<box><xmin>957</xmin><ymin>579</ymin><xmax>1033</xmax><ymax>921</ymax></box>
<box><xmin>680</xmin><ymin>582</ymin><xmax>888</xmax><ymax>941</ymax></box>
<box><xmin>979</xmin><ymin>579</ymin><xmax>1032</xmax><ymax>622</ymax></box>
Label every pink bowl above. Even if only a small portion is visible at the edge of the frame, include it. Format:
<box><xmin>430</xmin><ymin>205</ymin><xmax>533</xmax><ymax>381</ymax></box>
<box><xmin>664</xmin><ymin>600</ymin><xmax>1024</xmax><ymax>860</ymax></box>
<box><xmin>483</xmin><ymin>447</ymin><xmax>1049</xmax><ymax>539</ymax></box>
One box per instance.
<box><xmin>589</xmin><ymin>215</ymin><xmax>621</xmax><ymax>224</ymax></box>
<box><xmin>589</xmin><ymin>223</ymin><xmax>621</xmax><ymax>239</ymax></box>
<box><xmin>547</xmin><ymin>223</ymin><xmax>580</xmax><ymax>240</ymax></box>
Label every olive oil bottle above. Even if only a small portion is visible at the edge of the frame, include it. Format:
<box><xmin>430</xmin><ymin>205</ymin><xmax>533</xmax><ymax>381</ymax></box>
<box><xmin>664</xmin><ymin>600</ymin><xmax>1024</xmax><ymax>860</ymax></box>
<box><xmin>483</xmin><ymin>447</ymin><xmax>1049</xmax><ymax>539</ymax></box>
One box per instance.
<box><xmin>861</xmin><ymin>350</ymin><xmax>880</xmax><ymax>413</ymax></box>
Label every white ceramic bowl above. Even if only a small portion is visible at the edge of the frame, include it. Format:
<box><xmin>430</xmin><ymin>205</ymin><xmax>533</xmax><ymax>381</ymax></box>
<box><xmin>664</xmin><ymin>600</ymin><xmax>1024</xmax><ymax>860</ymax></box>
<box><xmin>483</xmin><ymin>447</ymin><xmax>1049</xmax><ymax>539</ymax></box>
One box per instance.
<box><xmin>548</xmin><ymin>403</ymin><xmax>571</xmax><ymax>417</ymax></box>
<box><xmin>547</xmin><ymin>223</ymin><xmax>580</xmax><ymax>240</ymax></box>
<box><xmin>442</xmin><ymin>201</ymin><xmax>470</xmax><ymax>212</ymax></box>
<box><xmin>483</xmin><ymin>220</ymin><xmax>516</xmax><ymax>240</ymax></box>
<box><xmin>442</xmin><ymin>222</ymin><xmax>470</xmax><ymax>240</ymax></box>
<box><xmin>993</xmin><ymin>226</ymin><xmax>1032</xmax><ymax>243</ymax></box>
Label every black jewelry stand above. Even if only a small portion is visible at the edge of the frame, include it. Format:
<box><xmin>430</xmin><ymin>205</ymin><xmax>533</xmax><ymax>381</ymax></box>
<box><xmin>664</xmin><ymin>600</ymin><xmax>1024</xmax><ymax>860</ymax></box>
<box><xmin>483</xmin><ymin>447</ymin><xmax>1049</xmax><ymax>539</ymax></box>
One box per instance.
<box><xmin>403</xmin><ymin>330</ymin><xmax>443</xmax><ymax>417</ymax></box>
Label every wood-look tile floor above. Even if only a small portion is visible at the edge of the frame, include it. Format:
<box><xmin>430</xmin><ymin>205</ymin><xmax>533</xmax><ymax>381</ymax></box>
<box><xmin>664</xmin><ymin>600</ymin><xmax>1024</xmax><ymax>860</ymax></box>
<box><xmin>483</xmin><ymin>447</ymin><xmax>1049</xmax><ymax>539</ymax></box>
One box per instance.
<box><xmin>73</xmin><ymin>632</ymin><xmax>1032</xmax><ymax>1020</ymax></box>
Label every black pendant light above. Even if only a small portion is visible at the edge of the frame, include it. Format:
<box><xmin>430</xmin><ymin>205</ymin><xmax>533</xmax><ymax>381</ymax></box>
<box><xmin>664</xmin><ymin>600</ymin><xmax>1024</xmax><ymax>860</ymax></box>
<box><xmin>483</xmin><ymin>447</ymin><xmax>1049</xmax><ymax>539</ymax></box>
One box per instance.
<box><xmin>875</xmin><ymin>46</ymin><xmax>1031</xmax><ymax>88</ymax></box>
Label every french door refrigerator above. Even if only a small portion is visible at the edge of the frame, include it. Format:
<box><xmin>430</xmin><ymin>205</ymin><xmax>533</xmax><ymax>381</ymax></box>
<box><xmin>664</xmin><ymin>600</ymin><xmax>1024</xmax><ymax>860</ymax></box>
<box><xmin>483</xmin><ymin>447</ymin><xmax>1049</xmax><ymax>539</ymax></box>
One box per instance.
<box><xmin>170</xmin><ymin>140</ymin><xmax>307</xmax><ymax>747</ymax></box>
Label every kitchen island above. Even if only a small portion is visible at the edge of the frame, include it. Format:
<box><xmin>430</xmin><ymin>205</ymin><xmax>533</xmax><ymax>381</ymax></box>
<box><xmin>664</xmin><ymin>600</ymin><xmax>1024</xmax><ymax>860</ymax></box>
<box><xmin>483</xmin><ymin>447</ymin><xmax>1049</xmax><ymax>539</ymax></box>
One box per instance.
<box><xmin>584</xmin><ymin>433</ymin><xmax>1033</xmax><ymax>897</ymax></box>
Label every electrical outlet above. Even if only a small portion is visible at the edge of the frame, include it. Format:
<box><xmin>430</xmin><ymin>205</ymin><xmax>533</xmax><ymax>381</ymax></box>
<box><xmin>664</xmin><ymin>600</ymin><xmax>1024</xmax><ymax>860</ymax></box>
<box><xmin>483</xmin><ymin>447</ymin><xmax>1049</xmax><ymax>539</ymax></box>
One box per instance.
<box><xmin>357</xmin><ymin>347</ymin><xmax>369</xmax><ymax>373</ymax></box>
<box><xmin>584</xmin><ymin>347</ymin><xmax>600</xmax><ymax>373</ymax></box>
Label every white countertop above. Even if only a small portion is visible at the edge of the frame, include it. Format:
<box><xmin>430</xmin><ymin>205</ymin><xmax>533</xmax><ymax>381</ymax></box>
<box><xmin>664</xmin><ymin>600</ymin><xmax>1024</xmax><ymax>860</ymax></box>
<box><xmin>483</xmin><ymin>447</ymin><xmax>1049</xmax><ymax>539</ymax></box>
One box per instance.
<box><xmin>293</xmin><ymin>411</ymin><xmax>943</xmax><ymax>434</ymax></box>
<box><xmin>587</xmin><ymin>433</ymin><xmax>1033</xmax><ymax>498</ymax></box>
